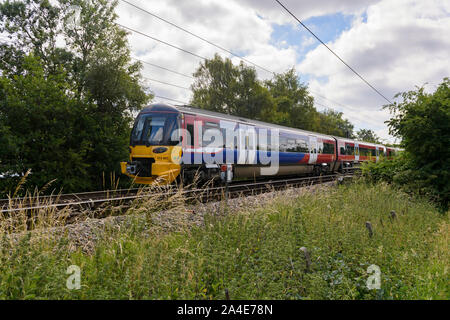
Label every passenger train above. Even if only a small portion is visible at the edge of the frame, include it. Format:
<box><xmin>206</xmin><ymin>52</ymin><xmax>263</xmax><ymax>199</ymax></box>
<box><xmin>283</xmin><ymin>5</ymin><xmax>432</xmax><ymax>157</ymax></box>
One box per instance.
<box><xmin>120</xmin><ymin>103</ymin><xmax>399</xmax><ymax>184</ymax></box>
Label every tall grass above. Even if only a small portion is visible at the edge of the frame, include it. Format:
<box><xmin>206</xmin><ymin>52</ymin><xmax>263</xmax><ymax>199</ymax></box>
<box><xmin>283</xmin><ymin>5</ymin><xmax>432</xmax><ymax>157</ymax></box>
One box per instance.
<box><xmin>0</xmin><ymin>180</ymin><xmax>448</xmax><ymax>299</ymax></box>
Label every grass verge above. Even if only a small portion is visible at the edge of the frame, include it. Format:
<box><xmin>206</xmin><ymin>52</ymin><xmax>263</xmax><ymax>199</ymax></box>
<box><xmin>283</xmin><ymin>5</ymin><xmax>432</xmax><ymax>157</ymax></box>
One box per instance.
<box><xmin>0</xmin><ymin>180</ymin><xmax>448</xmax><ymax>299</ymax></box>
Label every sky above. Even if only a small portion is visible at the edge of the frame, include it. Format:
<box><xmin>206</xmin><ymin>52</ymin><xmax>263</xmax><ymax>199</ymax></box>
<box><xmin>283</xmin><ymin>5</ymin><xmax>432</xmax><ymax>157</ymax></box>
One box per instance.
<box><xmin>86</xmin><ymin>0</ymin><xmax>450</xmax><ymax>143</ymax></box>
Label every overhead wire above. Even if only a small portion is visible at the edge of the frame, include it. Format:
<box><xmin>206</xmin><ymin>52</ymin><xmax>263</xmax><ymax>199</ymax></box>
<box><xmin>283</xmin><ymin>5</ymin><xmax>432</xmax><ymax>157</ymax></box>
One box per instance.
<box><xmin>133</xmin><ymin>57</ymin><xmax>194</xmax><ymax>79</ymax></box>
<box><xmin>142</xmin><ymin>76</ymin><xmax>191</xmax><ymax>91</ymax></box>
<box><xmin>153</xmin><ymin>95</ymin><xmax>190</xmax><ymax>105</ymax></box>
<box><xmin>119</xmin><ymin>0</ymin><xmax>274</xmax><ymax>75</ymax></box>
<box><xmin>117</xmin><ymin>1</ymin><xmax>381</xmax><ymax>113</ymax></box>
<box><xmin>274</xmin><ymin>0</ymin><xmax>392</xmax><ymax>104</ymax></box>
<box><xmin>116</xmin><ymin>22</ymin><xmax>207</xmax><ymax>60</ymax></box>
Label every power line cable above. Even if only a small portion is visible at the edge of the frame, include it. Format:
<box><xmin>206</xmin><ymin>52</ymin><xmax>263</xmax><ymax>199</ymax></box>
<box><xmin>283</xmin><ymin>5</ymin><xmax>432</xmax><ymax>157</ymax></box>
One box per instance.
<box><xmin>142</xmin><ymin>76</ymin><xmax>191</xmax><ymax>91</ymax></box>
<box><xmin>116</xmin><ymin>22</ymin><xmax>207</xmax><ymax>60</ymax></box>
<box><xmin>274</xmin><ymin>0</ymin><xmax>392</xmax><ymax>104</ymax></box>
<box><xmin>117</xmin><ymin>13</ymin><xmax>376</xmax><ymax>118</ymax></box>
<box><xmin>119</xmin><ymin>0</ymin><xmax>274</xmax><ymax>75</ymax></box>
<box><xmin>309</xmin><ymin>90</ymin><xmax>346</xmax><ymax>108</ymax></box>
<box><xmin>153</xmin><ymin>95</ymin><xmax>190</xmax><ymax>105</ymax></box>
<box><xmin>133</xmin><ymin>57</ymin><xmax>194</xmax><ymax>79</ymax></box>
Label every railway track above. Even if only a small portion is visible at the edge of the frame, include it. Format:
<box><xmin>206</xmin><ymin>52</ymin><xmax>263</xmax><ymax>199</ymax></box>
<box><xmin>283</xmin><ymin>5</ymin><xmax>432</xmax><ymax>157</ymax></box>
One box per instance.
<box><xmin>0</xmin><ymin>173</ymin><xmax>355</xmax><ymax>214</ymax></box>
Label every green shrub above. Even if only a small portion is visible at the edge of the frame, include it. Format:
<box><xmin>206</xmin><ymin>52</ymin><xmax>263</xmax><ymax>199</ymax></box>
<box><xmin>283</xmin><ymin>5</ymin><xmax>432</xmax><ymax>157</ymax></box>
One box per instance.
<box><xmin>363</xmin><ymin>152</ymin><xmax>448</xmax><ymax>211</ymax></box>
<box><xmin>383</xmin><ymin>78</ymin><xmax>450</xmax><ymax>210</ymax></box>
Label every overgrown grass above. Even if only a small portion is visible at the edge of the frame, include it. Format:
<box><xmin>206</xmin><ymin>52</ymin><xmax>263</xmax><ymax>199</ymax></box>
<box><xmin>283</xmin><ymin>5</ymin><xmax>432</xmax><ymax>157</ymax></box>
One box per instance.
<box><xmin>0</xmin><ymin>181</ymin><xmax>448</xmax><ymax>299</ymax></box>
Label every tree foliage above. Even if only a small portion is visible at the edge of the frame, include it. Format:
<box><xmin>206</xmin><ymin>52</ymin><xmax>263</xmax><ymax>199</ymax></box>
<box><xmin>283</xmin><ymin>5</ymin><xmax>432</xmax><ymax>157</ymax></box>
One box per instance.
<box><xmin>365</xmin><ymin>78</ymin><xmax>450</xmax><ymax>210</ymax></box>
<box><xmin>191</xmin><ymin>55</ymin><xmax>355</xmax><ymax>138</ymax></box>
<box><xmin>355</xmin><ymin>129</ymin><xmax>381</xmax><ymax>144</ymax></box>
<box><xmin>316</xmin><ymin>109</ymin><xmax>354</xmax><ymax>138</ymax></box>
<box><xmin>191</xmin><ymin>54</ymin><xmax>273</xmax><ymax>120</ymax></box>
<box><xmin>191</xmin><ymin>55</ymin><xmax>353</xmax><ymax>138</ymax></box>
<box><xmin>0</xmin><ymin>0</ymin><xmax>150</xmax><ymax>195</ymax></box>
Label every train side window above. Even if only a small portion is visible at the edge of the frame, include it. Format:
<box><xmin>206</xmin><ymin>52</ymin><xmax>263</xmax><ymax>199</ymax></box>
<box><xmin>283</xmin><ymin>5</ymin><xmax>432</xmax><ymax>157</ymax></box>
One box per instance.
<box><xmin>202</xmin><ymin>123</ymin><xmax>221</xmax><ymax>147</ymax></box>
<box><xmin>360</xmin><ymin>147</ymin><xmax>368</xmax><ymax>156</ymax></box>
<box><xmin>323</xmin><ymin>142</ymin><xmax>334</xmax><ymax>154</ymax></box>
<box><xmin>286</xmin><ymin>139</ymin><xmax>296</xmax><ymax>152</ymax></box>
<box><xmin>279</xmin><ymin>136</ymin><xmax>288</xmax><ymax>152</ymax></box>
<box><xmin>345</xmin><ymin>144</ymin><xmax>354</xmax><ymax>155</ymax></box>
<box><xmin>186</xmin><ymin>124</ymin><xmax>194</xmax><ymax>147</ymax></box>
<box><xmin>340</xmin><ymin>146</ymin><xmax>346</xmax><ymax>155</ymax></box>
<box><xmin>259</xmin><ymin>131</ymin><xmax>271</xmax><ymax>151</ymax></box>
<box><xmin>296</xmin><ymin>139</ymin><xmax>308</xmax><ymax>153</ymax></box>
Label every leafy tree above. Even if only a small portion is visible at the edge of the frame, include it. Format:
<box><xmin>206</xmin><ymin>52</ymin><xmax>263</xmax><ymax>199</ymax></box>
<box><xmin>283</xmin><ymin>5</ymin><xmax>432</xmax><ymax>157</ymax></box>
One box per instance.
<box><xmin>191</xmin><ymin>54</ymin><xmax>273</xmax><ymax>120</ymax></box>
<box><xmin>60</xmin><ymin>0</ymin><xmax>149</xmax><ymax>184</ymax></box>
<box><xmin>383</xmin><ymin>78</ymin><xmax>450</xmax><ymax>210</ymax></box>
<box><xmin>316</xmin><ymin>109</ymin><xmax>354</xmax><ymax>138</ymax></box>
<box><xmin>355</xmin><ymin>129</ymin><xmax>381</xmax><ymax>143</ymax></box>
<box><xmin>0</xmin><ymin>0</ymin><xmax>150</xmax><ymax>195</ymax></box>
<box><xmin>191</xmin><ymin>57</ymin><xmax>359</xmax><ymax>138</ymax></box>
<box><xmin>264</xmin><ymin>68</ymin><xmax>317</xmax><ymax>130</ymax></box>
<box><xmin>0</xmin><ymin>55</ymin><xmax>91</xmax><ymax>192</ymax></box>
<box><xmin>0</xmin><ymin>0</ymin><xmax>63</xmax><ymax>75</ymax></box>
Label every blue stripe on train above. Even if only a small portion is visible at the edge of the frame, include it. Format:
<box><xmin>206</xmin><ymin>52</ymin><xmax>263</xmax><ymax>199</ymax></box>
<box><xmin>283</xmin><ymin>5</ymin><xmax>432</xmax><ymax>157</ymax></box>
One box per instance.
<box><xmin>182</xmin><ymin>149</ymin><xmax>306</xmax><ymax>165</ymax></box>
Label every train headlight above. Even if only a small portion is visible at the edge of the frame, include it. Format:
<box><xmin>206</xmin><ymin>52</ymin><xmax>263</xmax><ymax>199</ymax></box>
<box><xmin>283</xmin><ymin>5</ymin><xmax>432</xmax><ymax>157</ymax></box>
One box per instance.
<box><xmin>171</xmin><ymin>147</ymin><xmax>182</xmax><ymax>164</ymax></box>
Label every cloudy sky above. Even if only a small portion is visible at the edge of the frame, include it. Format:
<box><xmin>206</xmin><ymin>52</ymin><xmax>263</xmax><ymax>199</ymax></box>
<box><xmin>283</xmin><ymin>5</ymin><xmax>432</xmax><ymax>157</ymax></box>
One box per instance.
<box><xmin>115</xmin><ymin>0</ymin><xmax>450</xmax><ymax>143</ymax></box>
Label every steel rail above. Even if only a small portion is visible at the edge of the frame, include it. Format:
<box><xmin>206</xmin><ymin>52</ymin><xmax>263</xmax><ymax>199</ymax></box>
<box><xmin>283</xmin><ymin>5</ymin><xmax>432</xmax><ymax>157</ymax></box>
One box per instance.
<box><xmin>0</xmin><ymin>174</ymin><xmax>350</xmax><ymax>214</ymax></box>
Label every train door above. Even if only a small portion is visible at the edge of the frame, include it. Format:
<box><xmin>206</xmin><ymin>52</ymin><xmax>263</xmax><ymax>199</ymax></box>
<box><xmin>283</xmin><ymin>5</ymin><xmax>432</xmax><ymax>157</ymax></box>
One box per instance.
<box><xmin>220</xmin><ymin>120</ymin><xmax>237</xmax><ymax>164</ymax></box>
<box><xmin>180</xmin><ymin>114</ymin><xmax>197</xmax><ymax>165</ymax></box>
<box><xmin>376</xmin><ymin>146</ymin><xmax>379</xmax><ymax>162</ymax></box>
<box><xmin>355</xmin><ymin>142</ymin><xmax>360</xmax><ymax>162</ymax></box>
<box><xmin>247</xmin><ymin>125</ymin><xmax>257</xmax><ymax>164</ymax></box>
<box><xmin>308</xmin><ymin>136</ymin><xmax>318</xmax><ymax>164</ymax></box>
<box><xmin>183</xmin><ymin>114</ymin><xmax>196</xmax><ymax>150</ymax></box>
<box><xmin>238</xmin><ymin>123</ymin><xmax>256</xmax><ymax>164</ymax></box>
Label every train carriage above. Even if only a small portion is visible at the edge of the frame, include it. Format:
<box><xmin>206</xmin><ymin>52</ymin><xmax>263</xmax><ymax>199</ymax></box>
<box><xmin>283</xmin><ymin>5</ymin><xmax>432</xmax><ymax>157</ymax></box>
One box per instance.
<box><xmin>335</xmin><ymin>137</ymin><xmax>386</xmax><ymax>168</ymax></box>
<box><xmin>121</xmin><ymin>103</ymin><xmax>393</xmax><ymax>184</ymax></box>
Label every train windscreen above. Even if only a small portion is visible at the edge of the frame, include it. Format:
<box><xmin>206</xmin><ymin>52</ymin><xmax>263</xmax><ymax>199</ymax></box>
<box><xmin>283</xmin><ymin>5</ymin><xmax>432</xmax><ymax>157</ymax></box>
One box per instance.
<box><xmin>131</xmin><ymin>112</ymin><xmax>180</xmax><ymax>146</ymax></box>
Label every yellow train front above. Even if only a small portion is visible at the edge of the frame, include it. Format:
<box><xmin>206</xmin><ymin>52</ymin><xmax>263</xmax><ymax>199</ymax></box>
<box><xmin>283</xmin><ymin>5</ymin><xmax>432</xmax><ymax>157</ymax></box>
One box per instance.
<box><xmin>121</xmin><ymin>104</ymin><xmax>182</xmax><ymax>184</ymax></box>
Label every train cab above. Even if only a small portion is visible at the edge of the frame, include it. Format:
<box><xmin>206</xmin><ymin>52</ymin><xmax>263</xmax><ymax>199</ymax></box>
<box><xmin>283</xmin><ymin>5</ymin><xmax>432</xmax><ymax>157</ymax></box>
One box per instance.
<box><xmin>120</xmin><ymin>104</ymin><xmax>183</xmax><ymax>184</ymax></box>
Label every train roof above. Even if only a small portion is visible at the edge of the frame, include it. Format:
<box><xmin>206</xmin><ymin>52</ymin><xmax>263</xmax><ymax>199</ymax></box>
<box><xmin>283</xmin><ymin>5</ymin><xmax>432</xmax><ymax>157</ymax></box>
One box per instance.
<box><xmin>333</xmin><ymin>137</ymin><xmax>385</xmax><ymax>148</ymax></box>
<box><xmin>140</xmin><ymin>103</ymin><xmax>180</xmax><ymax>113</ymax></box>
<box><xmin>174</xmin><ymin>104</ymin><xmax>335</xmax><ymax>140</ymax></box>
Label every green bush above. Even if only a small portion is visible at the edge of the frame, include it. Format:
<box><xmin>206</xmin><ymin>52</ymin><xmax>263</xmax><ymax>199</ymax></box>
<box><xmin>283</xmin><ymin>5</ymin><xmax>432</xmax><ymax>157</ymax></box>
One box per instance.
<box><xmin>0</xmin><ymin>0</ymin><xmax>150</xmax><ymax>196</ymax></box>
<box><xmin>377</xmin><ymin>78</ymin><xmax>450</xmax><ymax>210</ymax></box>
<box><xmin>363</xmin><ymin>152</ymin><xmax>448</xmax><ymax>211</ymax></box>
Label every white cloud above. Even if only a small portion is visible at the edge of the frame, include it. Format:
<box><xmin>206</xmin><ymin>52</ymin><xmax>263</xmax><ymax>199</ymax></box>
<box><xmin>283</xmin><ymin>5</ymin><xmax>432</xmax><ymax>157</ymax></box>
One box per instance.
<box><xmin>116</xmin><ymin>0</ymin><xmax>300</xmax><ymax>103</ymax></box>
<box><xmin>237</xmin><ymin>0</ymin><xmax>380</xmax><ymax>23</ymax></box>
<box><xmin>299</xmin><ymin>0</ymin><xmax>450</xmax><ymax>142</ymax></box>
<box><xmin>115</xmin><ymin>0</ymin><xmax>449</xmax><ymax>143</ymax></box>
